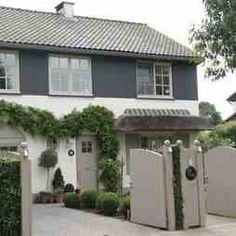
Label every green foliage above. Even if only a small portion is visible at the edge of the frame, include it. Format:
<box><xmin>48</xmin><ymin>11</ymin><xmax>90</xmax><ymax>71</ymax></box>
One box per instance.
<box><xmin>99</xmin><ymin>159</ymin><xmax>121</xmax><ymax>193</ymax></box>
<box><xmin>199</xmin><ymin>121</ymin><xmax>236</xmax><ymax>151</ymax></box>
<box><xmin>190</xmin><ymin>0</ymin><xmax>236</xmax><ymax>79</ymax></box>
<box><xmin>64</xmin><ymin>193</ymin><xmax>80</xmax><ymax>209</ymax></box>
<box><xmin>120</xmin><ymin>195</ymin><xmax>131</xmax><ymax>218</ymax></box>
<box><xmin>52</xmin><ymin>168</ymin><xmax>65</xmax><ymax>192</ymax></box>
<box><xmin>199</xmin><ymin>101</ymin><xmax>222</xmax><ymax>126</ymax></box>
<box><xmin>0</xmin><ymin>100</ymin><xmax>120</xmax><ymax>192</ymax></box>
<box><xmin>0</xmin><ymin>158</ymin><xmax>21</xmax><ymax>235</ymax></box>
<box><xmin>98</xmin><ymin>192</ymin><xmax>120</xmax><ymax>216</ymax></box>
<box><xmin>80</xmin><ymin>189</ymin><xmax>98</xmax><ymax>209</ymax></box>
<box><xmin>172</xmin><ymin>146</ymin><xmax>184</xmax><ymax>230</ymax></box>
<box><xmin>64</xmin><ymin>183</ymin><xmax>75</xmax><ymax>193</ymax></box>
<box><xmin>40</xmin><ymin>149</ymin><xmax>58</xmax><ymax>169</ymax></box>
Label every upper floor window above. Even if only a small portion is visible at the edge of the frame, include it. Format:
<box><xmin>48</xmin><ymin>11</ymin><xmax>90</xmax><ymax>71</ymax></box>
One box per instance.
<box><xmin>0</xmin><ymin>51</ymin><xmax>19</xmax><ymax>92</ymax></box>
<box><xmin>137</xmin><ymin>62</ymin><xmax>173</xmax><ymax>98</ymax></box>
<box><xmin>49</xmin><ymin>55</ymin><xmax>92</xmax><ymax>96</ymax></box>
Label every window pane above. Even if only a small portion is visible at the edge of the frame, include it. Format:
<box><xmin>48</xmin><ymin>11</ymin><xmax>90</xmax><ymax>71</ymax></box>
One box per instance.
<box><xmin>156</xmin><ymin>85</ymin><xmax>162</xmax><ymax>95</ymax></box>
<box><xmin>80</xmin><ymin>59</ymin><xmax>89</xmax><ymax>70</ymax></box>
<box><xmin>155</xmin><ymin>66</ymin><xmax>162</xmax><ymax>75</ymax></box>
<box><xmin>5</xmin><ymin>53</ymin><xmax>16</xmax><ymax>65</ymax></box>
<box><xmin>137</xmin><ymin>64</ymin><xmax>154</xmax><ymax>95</ymax></box>
<box><xmin>60</xmin><ymin>70</ymin><xmax>69</xmax><ymax>91</ymax></box>
<box><xmin>163</xmin><ymin>76</ymin><xmax>169</xmax><ymax>85</ymax></box>
<box><xmin>0</xmin><ymin>66</ymin><xmax>5</xmax><ymax>76</ymax></box>
<box><xmin>0</xmin><ymin>54</ymin><xmax>4</xmax><ymax>65</ymax></box>
<box><xmin>59</xmin><ymin>57</ymin><xmax>69</xmax><ymax>68</ymax></box>
<box><xmin>163</xmin><ymin>86</ymin><xmax>170</xmax><ymax>95</ymax></box>
<box><xmin>71</xmin><ymin>58</ymin><xmax>80</xmax><ymax>69</ymax></box>
<box><xmin>155</xmin><ymin>75</ymin><xmax>162</xmax><ymax>85</ymax></box>
<box><xmin>7</xmin><ymin>77</ymin><xmax>16</xmax><ymax>89</ymax></box>
<box><xmin>50</xmin><ymin>57</ymin><xmax>59</xmax><ymax>68</ymax></box>
<box><xmin>51</xmin><ymin>70</ymin><xmax>60</xmax><ymax>90</ymax></box>
<box><xmin>163</xmin><ymin>66</ymin><xmax>169</xmax><ymax>75</ymax></box>
<box><xmin>0</xmin><ymin>78</ymin><xmax>6</xmax><ymax>89</ymax></box>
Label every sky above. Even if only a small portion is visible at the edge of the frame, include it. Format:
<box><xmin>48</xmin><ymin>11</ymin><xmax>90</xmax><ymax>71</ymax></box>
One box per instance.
<box><xmin>0</xmin><ymin>0</ymin><xmax>235</xmax><ymax>119</ymax></box>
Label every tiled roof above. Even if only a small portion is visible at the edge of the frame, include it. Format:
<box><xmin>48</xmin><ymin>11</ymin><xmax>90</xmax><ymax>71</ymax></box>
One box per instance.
<box><xmin>115</xmin><ymin>108</ymin><xmax>213</xmax><ymax>131</ymax></box>
<box><xmin>0</xmin><ymin>6</ymin><xmax>197</xmax><ymax>60</ymax></box>
<box><xmin>227</xmin><ymin>92</ymin><xmax>236</xmax><ymax>102</ymax></box>
<box><xmin>225</xmin><ymin>113</ymin><xmax>236</xmax><ymax>122</ymax></box>
<box><xmin>123</xmin><ymin>108</ymin><xmax>191</xmax><ymax>117</ymax></box>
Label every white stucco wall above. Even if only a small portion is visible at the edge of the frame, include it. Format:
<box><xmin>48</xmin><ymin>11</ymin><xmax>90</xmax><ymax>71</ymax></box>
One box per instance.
<box><xmin>231</xmin><ymin>102</ymin><xmax>236</xmax><ymax>113</ymax></box>
<box><xmin>0</xmin><ymin>95</ymin><xmax>199</xmax><ymax>117</ymax></box>
<box><xmin>25</xmin><ymin>133</ymin><xmax>77</xmax><ymax>193</ymax></box>
<box><xmin>0</xmin><ymin>95</ymin><xmax>199</xmax><ymax>193</ymax></box>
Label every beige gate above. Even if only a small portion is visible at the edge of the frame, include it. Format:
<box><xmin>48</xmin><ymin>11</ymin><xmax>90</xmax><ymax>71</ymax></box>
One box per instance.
<box><xmin>130</xmin><ymin>140</ymin><xmax>205</xmax><ymax>231</ymax></box>
<box><xmin>205</xmin><ymin>147</ymin><xmax>236</xmax><ymax>217</ymax></box>
<box><xmin>130</xmin><ymin>144</ymin><xmax>175</xmax><ymax>230</ymax></box>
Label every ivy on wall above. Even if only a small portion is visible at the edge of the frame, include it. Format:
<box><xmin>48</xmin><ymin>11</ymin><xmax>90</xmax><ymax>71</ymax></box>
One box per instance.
<box><xmin>0</xmin><ymin>100</ymin><xmax>120</xmax><ymax>192</ymax></box>
<box><xmin>0</xmin><ymin>157</ymin><xmax>21</xmax><ymax>236</ymax></box>
<box><xmin>172</xmin><ymin>145</ymin><xmax>184</xmax><ymax>230</ymax></box>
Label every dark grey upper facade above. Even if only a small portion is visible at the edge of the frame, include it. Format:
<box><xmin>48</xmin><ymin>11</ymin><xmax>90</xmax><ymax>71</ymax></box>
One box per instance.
<box><xmin>14</xmin><ymin>49</ymin><xmax>198</xmax><ymax>100</ymax></box>
<box><xmin>0</xmin><ymin>5</ymin><xmax>199</xmax><ymax>100</ymax></box>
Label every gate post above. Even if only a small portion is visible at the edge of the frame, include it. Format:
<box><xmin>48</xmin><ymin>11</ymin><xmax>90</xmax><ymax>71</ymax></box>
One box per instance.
<box><xmin>163</xmin><ymin>140</ymin><xmax>175</xmax><ymax>230</ymax></box>
<box><xmin>193</xmin><ymin>140</ymin><xmax>206</xmax><ymax>227</ymax></box>
<box><xmin>20</xmin><ymin>142</ymin><xmax>32</xmax><ymax>236</ymax></box>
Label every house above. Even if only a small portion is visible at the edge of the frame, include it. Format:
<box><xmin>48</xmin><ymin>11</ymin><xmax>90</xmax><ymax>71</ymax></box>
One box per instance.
<box><xmin>0</xmin><ymin>2</ymin><xmax>212</xmax><ymax>195</ymax></box>
<box><xmin>225</xmin><ymin>92</ymin><xmax>236</xmax><ymax>122</ymax></box>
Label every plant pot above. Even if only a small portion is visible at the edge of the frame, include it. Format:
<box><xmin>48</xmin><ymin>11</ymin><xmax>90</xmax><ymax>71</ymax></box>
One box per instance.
<box><xmin>55</xmin><ymin>193</ymin><xmax>64</xmax><ymax>203</ymax></box>
<box><xmin>41</xmin><ymin>196</ymin><xmax>48</xmax><ymax>204</ymax></box>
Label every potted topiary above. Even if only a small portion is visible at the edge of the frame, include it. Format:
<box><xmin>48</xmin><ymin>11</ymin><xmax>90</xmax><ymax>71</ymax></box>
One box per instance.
<box><xmin>64</xmin><ymin>183</ymin><xmax>75</xmax><ymax>193</ymax></box>
<box><xmin>52</xmin><ymin>167</ymin><xmax>65</xmax><ymax>203</ymax></box>
<box><xmin>40</xmin><ymin>149</ymin><xmax>58</xmax><ymax>191</ymax></box>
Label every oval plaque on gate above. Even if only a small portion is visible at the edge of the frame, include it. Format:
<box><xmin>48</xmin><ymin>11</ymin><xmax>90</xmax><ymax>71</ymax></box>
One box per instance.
<box><xmin>185</xmin><ymin>166</ymin><xmax>197</xmax><ymax>181</ymax></box>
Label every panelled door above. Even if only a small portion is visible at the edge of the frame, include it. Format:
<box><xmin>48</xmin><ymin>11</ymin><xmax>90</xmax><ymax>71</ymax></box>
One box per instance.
<box><xmin>76</xmin><ymin>135</ymin><xmax>97</xmax><ymax>190</ymax></box>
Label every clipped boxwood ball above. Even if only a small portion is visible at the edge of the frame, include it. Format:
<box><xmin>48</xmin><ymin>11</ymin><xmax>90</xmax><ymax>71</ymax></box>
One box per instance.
<box><xmin>99</xmin><ymin>192</ymin><xmax>120</xmax><ymax>216</ymax></box>
<box><xmin>64</xmin><ymin>183</ymin><xmax>75</xmax><ymax>193</ymax></box>
<box><xmin>64</xmin><ymin>193</ymin><xmax>80</xmax><ymax>209</ymax></box>
<box><xmin>80</xmin><ymin>189</ymin><xmax>98</xmax><ymax>209</ymax></box>
<box><xmin>40</xmin><ymin>149</ymin><xmax>58</xmax><ymax>168</ymax></box>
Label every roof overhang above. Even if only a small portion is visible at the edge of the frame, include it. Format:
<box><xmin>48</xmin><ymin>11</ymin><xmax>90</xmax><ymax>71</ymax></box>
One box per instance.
<box><xmin>115</xmin><ymin>108</ymin><xmax>213</xmax><ymax>132</ymax></box>
<box><xmin>225</xmin><ymin>112</ymin><xmax>236</xmax><ymax>122</ymax></box>
<box><xmin>0</xmin><ymin>42</ymin><xmax>202</xmax><ymax>64</ymax></box>
<box><xmin>227</xmin><ymin>92</ymin><xmax>236</xmax><ymax>102</ymax></box>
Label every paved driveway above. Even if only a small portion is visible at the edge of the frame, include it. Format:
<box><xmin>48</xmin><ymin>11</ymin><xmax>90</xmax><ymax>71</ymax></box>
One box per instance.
<box><xmin>33</xmin><ymin>204</ymin><xmax>236</xmax><ymax>236</ymax></box>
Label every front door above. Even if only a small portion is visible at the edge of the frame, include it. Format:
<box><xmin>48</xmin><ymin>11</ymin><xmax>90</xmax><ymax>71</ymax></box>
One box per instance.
<box><xmin>76</xmin><ymin>135</ymin><xmax>97</xmax><ymax>190</ymax></box>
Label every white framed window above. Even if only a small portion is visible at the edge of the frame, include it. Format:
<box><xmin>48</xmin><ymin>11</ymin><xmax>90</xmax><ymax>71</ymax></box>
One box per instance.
<box><xmin>49</xmin><ymin>55</ymin><xmax>92</xmax><ymax>96</ymax></box>
<box><xmin>0</xmin><ymin>51</ymin><xmax>19</xmax><ymax>93</ymax></box>
<box><xmin>136</xmin><ymin>62</ymin><xmax>173</xmax><ymax>98</ymax></box>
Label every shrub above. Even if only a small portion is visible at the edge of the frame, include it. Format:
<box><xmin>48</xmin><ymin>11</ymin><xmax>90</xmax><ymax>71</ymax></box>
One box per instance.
<box><xmin>40</xmin><ymin>149</ymin><xmax>58</xmax><ymax>168</ymax></box>
<box><xmin>52</xmin><ymin>168</ymin><xmax>65</xmax><ymax>192</ymax></box>
<box><xmin>121</xmin><ymin>195</ymin><xmax>131</xmax><ymax>218</ymax></box>
<box><xmin>64</xmin><ymin>183</ymin><xmax>75</xmax><ymax>193</ymax></box>
<box><xmin>99</xmin><ymin>192</ymin><xmax>120</xmax><ymax>216</ymax></box>
<box><xmin>80</xmin><ymin>189</ymin><xmax>98</xmax><ymax>209</ymax></box>
<box><xmin>64</xmin><ymin>193</ymin><xmax>80</xmax><ymax>209</ymax></box>
<box><xmin>99</xmin><ymin>159</ymin><xmax>120</xmax><ymax>193</ymax></box>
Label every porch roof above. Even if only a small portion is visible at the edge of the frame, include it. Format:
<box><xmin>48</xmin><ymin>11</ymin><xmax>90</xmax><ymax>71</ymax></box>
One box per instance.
<box><xmin>115</xmin><ymin>108</ymin><xmax>213</xmax><ymax>132</ymax></box>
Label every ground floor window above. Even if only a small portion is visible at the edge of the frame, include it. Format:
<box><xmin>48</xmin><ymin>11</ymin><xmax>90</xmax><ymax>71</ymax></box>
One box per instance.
<box><xmin>126</xmin><ymin>133</ymin><xmax>189</xmax><ymax>175</ymax></box>
<box><xmin>0</xmin><ymin>145</ymin><xmax>18</xmax><ymax>153</ymax></box>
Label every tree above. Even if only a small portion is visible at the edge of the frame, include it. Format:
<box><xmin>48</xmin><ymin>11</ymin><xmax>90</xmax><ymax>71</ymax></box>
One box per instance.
<box><xmin>52</xmin><ymin>168</ymin><xmax>65</xmax><ymax>192</ymax></box>
<box><xmin>190</xmin><ymin>0</ymin><xmax>236</xmax><ymax>79</ymax></box>
<box><xmin>199</xmin><ymin>101</ymin><xmax>222</xmax><ymax>125</ymax></box>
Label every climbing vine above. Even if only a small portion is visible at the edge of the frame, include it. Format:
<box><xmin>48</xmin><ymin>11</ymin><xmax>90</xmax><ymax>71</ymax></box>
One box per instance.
<box><xmin>0</xmin><ymin>100</ymin><xmax>120</xmax><ymax>192</ymax></box>
<box><xmin>172</xmin><ymin>145</ymin><xmax>184</xmax><ymax>230</ymax></box>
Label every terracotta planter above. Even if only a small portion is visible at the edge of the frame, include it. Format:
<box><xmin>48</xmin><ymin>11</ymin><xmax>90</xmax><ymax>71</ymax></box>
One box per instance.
<box><xmin>41</xmin><ymin>196</ymin><xmax>48</xmax><ymax>204</ymax></box>
<box><xmin>55</xmin><ymin>193</ymin><xmax>64</xmax><ymax>203</ymax></box>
